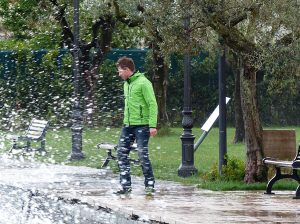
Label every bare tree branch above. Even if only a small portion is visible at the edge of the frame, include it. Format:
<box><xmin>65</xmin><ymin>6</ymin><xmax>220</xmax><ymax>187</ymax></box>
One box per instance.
<box><xmin>49</xmin><ymin>0</ymin><xmax>73</xmax><ymax>48</ymax></box>
<box><xmin>112</xmin><ymin>0</ymin><xmax>143</xmax><ymax>27</ymax></box>
<box><xmin>225</xmin><ymin>3</ymin><xmax>262</xmax><ymax>27</ymax></box>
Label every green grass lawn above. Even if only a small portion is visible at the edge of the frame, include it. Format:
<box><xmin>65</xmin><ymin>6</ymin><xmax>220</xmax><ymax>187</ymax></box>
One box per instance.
<box><xmin>1</xmin><ymin>126</ymin><xmax>300</xmax><ymax>191</ymax></box>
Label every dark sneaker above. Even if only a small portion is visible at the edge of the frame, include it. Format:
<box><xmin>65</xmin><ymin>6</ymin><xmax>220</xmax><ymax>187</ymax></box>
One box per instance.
<box><xmin>114</xmin><ymin>188</ymin><xmax>132</xmax><ymax>195</ymax></box>
<box><xmin>145</xmin><ymin>187</ymin><xmax>155</xmax><ymax>196</ymax></box>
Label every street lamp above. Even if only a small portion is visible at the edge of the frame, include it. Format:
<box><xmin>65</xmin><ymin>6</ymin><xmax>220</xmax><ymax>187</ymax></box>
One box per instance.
<box><xmin>69</xmin><ymin>0</ymin><xmax>84</xmax><ymax>160</ymax></box>
<box><xmin>178</xmin><ymin>16</ymin><xmax>198</xmax><ymax>177</ymax></box>
<box><xmin>218</xmin><ymin>41</ymin><xmax>227</xmax><ymax>174</ymax></box>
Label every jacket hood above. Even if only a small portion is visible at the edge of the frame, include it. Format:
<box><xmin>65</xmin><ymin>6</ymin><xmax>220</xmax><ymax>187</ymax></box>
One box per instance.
<box><xmin>127</xmin><ymin>71</ymin><xmax>143</xmax><ymax>83</ymax></box>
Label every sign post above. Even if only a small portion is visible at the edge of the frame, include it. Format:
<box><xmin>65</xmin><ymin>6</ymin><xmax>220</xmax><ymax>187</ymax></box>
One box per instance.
<box><xmin>194</xmin><ymin>97</ymin><xmax>231</xmax><ymax>152</ymax></box>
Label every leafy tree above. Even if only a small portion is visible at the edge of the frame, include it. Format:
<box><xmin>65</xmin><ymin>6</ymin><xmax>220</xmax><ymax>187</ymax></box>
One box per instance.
<box><xmin>201</xmin><ymin>1</ymin><xmax>299</xmax><ymax>183</ymax></box>
<box><xmin>155</xmin><ymin>0</ymin><xmax>300</xmax><ymax>183</ymax></box>
<box><xmin>0</xmin><ymin>0</ymin><xmax>145</xmax><ymax>125</ymax></box>
<box><xmin>0</xmin><ymin>0</ymin><xmax>187</xmax><ymax>128</ymax></box>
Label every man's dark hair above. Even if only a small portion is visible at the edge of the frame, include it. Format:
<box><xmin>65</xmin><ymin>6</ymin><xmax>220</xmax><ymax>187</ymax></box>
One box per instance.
<box><xmin>116</xmin><ymin>56</ymin><xmax>136</xmax><ymax>72</ymax></box>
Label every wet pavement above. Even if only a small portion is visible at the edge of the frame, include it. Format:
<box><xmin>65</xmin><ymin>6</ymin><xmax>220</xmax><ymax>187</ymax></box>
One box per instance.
<box><xmin>0</xmin><ymin>155</ymin><xmax>299</xmax><ymax>224</ymax></box>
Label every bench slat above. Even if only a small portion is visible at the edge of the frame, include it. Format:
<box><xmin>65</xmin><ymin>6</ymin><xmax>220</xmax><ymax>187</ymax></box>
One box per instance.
<box><xmin>31</xmin><ymin>123</ymin><xmax>47</xmax><ymax>128</ymax></box>
<box><xmin>26</xmin><ymin>134</ymin><xmax>42</xmax><ymax>139</ymax></box>
<box><xmin>263</xmin><ymin>159</ymin><xmax>293</xmax><ymax>167</ymax></box>
<box><xmin>32</xmin><ymin>119</ymin><xmax>48</xmax><ymax>124</ymax></box>
<box><xmin>28</xmin><ymin>130</ymin><xmax>44</xmax><ymax>135</ymax></box>
<box><xmin>97</xmin><ymin>143</ymin><xmax>138</xmax><ymax>150</ymax></box>
<box><xmin>29</xmin><ymin>126</ymin><xmax>45</xmax><ymax>131</ymax></box>
<box><xmin>98</xmin><ymin>143</ymin><xmax>116</xmax><ymax>150</ymax></box>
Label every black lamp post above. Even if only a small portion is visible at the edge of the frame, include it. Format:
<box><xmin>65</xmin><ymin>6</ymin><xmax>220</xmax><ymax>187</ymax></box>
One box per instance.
<box><xmin>218</xmin><ymin>41</ymin><xmax>227</xmax><ymax>174</ymax></box>
<box><xmin>178</xmin><ymin>16</ymin><xmax>198</xmax><ymax>177</ymax></box>
<box><xmin>69</xmin><ymin>0</ymin><xmax>84</xmax><ymax>160</ymax></box>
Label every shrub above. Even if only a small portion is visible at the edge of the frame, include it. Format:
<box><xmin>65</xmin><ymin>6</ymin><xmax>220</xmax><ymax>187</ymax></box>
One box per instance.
<box><xmin>202</xmin><ymin>156</ymin><xmax>245</xmax><ymax>182</ymax></box>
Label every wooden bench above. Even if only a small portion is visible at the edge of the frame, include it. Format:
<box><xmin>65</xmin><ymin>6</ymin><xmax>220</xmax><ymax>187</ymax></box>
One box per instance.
<box><xmin>262</xmin><ymin>129</ymin><xmax>300</xmax><ymax>199</ymax></box>
<box><xmin>9</xmin><ymin>118</ymin><xmax>49</xmax><ymax>154</ymax></box>
<box><xmin>97</xmin><ymin>142</ymin><xmax>139</xmax><ymax>168</ymax></box>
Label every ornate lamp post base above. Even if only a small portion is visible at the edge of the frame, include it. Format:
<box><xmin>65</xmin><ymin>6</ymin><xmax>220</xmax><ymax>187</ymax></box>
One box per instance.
<box><xmin>68</xmin><ymin>125</ymin><xmax>85</xmax><ymax>160</ymax></box>
<box><xmin>69</xmin><ymin>102</ymin><xmax>85</xmax><ymax>161</ymax></box>
<box><xmin>69</xmin><ymin>152</ymin><xmax>85</xmax><ymax>160</ymax></box>
<box><xmin>178</xmin><ymin>164</ymin><xmax>198</xmax><ymax>177</ymax></box>
<box><xmin>178</xmin><ymin>133</ymin><xmax>198</xmax><ymax>177</ymax></box>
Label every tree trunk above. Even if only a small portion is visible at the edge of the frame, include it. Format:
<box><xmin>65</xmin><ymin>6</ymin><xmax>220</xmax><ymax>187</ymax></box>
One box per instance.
<box><xmin>80</xmin><ymin>16</ymin><xmax>114</xmax><ymax>126</ymax></box>
<box><xmin>152</xmin><ymin>43</ymin><xmax>169</xmax><ymax>128</ymax></box>
<box><xmin>83</xmin><ymin>70</ymin><xmax>97</xmax><ymax>126</ymax></box>
<box><xmin>233</xmin><ymin>64</ymin><xmax>245</xmax><ymax>143</ymax></box>
<box><xmin>240</xmin><ymin>60</ymin><xmax>267</xmax><ymax>183</ymax></box>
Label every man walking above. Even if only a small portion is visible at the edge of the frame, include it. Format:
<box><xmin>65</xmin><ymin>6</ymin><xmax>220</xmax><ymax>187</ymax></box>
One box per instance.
<box><xmin>115</xmin><ymin>56</ymin><xmax>158</xmax><ymax>195</ymax></box>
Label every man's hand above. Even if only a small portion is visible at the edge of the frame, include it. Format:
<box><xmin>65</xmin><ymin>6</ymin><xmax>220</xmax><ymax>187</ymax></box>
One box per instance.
<box><xmin>150</xmin><ymin>128</ymin><xmax>157</xmax><ymax>136</ymax></box>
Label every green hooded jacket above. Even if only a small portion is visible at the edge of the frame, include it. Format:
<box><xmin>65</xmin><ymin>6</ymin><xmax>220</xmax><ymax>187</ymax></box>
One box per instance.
<box><xmin>123</xmin><ymin>72</ymin><xmax>158</xmax><ymax>128</ymax></box>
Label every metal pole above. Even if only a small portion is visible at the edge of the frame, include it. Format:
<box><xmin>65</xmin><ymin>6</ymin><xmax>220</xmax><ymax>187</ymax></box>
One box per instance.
<box><xmin>69</xmin><ymin>0</ymin><xmax>84</xmax><ymax>160</ymax></box>
<box><xmin>178</xmin><ymin>16</ymin><xmax>198</xmax><ymax>177</ymax></box>
<box><xmin>218</xmin><ymin>43</ymin><xmax>227</xmax><ymax>175</ymax></box>
<box><xmin>194</xmin><ymin>131</ymin><xmax>208</xmax><ymax>152</ymax></box>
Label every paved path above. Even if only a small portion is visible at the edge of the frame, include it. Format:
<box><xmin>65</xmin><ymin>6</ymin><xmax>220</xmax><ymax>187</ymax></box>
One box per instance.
<box><xmin>0</xmin><ymin>156</ymin><xmax>299</xmax><ymax>223</ymax></box>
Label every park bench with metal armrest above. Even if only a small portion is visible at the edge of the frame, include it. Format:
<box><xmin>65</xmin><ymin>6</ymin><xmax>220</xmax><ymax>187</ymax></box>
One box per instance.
<box><xmin>97</xmin><ymin>142</ymin><xmax>139</xmax><ymax>168</ymax></box>
<box><xmin>263</xmin><ymin>130</ymin><xmax>300</xmax><ymax>199</ymax></box>
<box><xmin>263</xmin><ymin>143</ymin><xmax>300</xmax><ymax>199</ymax></box>
<box><xmin>9</xmin><ymin>118</ymin><xmax>49</xmax><ymax>154</ymax></box>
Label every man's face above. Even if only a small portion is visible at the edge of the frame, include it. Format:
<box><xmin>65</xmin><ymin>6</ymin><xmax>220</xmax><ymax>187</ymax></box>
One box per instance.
<box><xmin>117</xmin><ymin>67</ymin><xmax>132</xmax><ymax>80</ymax></box>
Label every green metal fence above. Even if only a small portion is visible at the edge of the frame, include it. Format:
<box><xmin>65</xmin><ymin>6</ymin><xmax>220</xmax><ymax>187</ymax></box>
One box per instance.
<box><xmin>0</xmin><ymin>48</ymin><xmax>149</xmax><ymax>79</ymax></box>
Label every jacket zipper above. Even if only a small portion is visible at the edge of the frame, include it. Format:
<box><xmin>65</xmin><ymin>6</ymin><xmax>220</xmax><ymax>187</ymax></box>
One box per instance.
<box><xmin>140</xmin><ymin>105</ymin><xmax>143</xmax><ymax>118</ymax></box>
<box><xmin>127</xmin><ymin>84</ymin><xmax>130</xmax><ymax>125</ymax></box>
